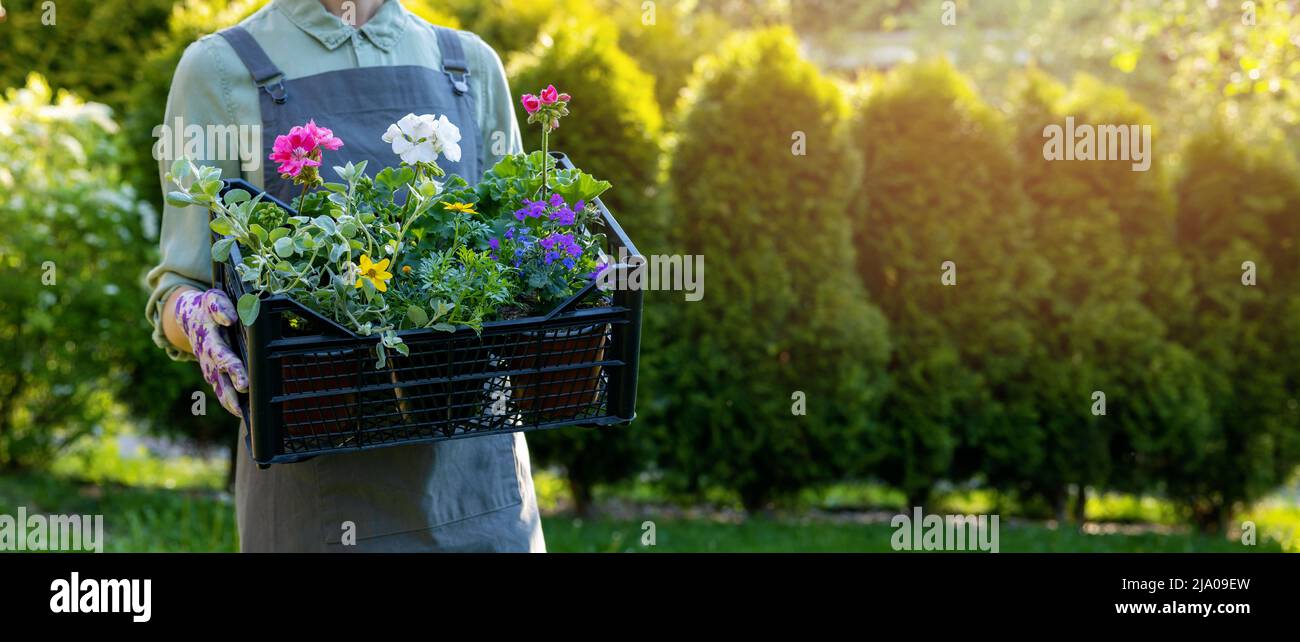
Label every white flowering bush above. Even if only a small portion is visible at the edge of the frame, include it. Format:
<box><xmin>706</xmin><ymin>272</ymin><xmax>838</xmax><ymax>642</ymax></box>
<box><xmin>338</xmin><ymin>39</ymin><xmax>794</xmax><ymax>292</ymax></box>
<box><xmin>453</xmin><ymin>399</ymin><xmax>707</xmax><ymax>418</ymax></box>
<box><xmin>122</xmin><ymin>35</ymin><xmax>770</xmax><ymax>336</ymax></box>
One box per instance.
<box><xmin>0</xmin><ymin>75</ymin><xmax>163</xmax><ymax>467</ymax></box>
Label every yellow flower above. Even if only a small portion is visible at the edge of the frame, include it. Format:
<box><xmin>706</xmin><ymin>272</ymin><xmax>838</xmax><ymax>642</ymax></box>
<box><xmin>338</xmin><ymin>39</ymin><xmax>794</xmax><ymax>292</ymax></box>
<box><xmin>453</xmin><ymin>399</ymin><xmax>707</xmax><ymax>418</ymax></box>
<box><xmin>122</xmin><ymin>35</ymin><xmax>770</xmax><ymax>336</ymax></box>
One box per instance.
<box><xmin>402</xmin><ymin>265</ymin><xmax>412</xmax><ymax>274</ymax></box>
<box><xmin>355</xmin><ymin>254</ymin><xmax>393</xmax><ymax>293</ymax></box>
<box><xmin>443</xmin><ymin>202</ymin><xmax>477</xmax><ymax>215</ymax></box>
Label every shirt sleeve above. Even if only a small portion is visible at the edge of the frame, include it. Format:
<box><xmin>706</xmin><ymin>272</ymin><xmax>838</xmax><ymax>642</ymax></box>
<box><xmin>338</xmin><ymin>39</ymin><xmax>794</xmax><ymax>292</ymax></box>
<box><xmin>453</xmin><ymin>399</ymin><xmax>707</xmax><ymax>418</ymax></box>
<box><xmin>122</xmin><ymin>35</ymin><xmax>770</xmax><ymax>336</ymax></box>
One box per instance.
<box><xmin>144</xmin><ymin>37</ymin><xmax>247</xmax><ymax>361</ymax></box>
<box><xmin>466</xmin><ymin>33</ymin><xmax>523</xmax><ymax>170</ymax></box>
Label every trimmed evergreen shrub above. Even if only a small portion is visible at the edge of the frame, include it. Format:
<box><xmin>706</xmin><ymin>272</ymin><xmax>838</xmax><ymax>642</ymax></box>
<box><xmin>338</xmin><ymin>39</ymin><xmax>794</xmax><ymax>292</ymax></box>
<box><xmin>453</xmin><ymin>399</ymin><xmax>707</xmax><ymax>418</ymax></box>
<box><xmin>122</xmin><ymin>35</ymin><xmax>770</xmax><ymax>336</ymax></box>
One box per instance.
<box><xmin>1008</xmin><ymin>70</ymin><xmax>1211</xmax><ymax>518</ymax></box>
<box><xmin>849</xmin><ymin>59</ymin><xmax>1043</xmax><ymax>506</ymax></box>
<box><xmin>657</xmin><ymin>28</ymin><xmax>890</xmax><ymax>510</ymax></box>
<box><xmin>1170</xmin><ymin>125</ymin><xmax>1300</xmax><ymax>530</ymax></box>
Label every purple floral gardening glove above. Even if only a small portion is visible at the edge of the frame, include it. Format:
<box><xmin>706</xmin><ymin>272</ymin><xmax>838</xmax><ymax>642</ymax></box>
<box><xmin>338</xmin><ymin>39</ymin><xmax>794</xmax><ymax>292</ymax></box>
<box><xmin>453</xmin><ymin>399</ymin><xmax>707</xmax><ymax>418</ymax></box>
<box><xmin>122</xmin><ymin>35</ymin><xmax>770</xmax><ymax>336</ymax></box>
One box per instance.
<box><xmin>174</xmin><ymin>289</ymin><xmax>248</xmax><ymax>418</ymax></box>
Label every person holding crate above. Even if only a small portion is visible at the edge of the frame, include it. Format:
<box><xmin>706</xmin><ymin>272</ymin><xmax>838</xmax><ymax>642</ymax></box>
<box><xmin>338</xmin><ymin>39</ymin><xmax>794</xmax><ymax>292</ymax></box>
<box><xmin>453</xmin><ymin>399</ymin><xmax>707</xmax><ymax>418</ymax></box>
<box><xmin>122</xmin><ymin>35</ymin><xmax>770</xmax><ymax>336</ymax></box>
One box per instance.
<box><xmin>147</xmin><ymin>0</ymin><xmax>545</xmax><ymax>552</ymax></box>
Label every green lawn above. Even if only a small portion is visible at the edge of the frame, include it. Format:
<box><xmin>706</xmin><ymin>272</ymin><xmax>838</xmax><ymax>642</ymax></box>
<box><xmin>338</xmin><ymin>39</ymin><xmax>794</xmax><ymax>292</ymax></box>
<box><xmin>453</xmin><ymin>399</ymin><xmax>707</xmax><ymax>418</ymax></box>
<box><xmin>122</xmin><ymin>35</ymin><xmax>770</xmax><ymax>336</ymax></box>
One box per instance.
<box><xmin>0</xmin><ymin>472</ymin><xmax>237</xmax><ymax>552</ymax></box>
<box><xmin>543</xmin><ymin>515</ymin><xmax>1280</xmax><ymax>552</ymax></box>
<box><xmin>0</xmin><ymin>471</ymin><xmax>1287</xmax><ymax>553</ymax></box>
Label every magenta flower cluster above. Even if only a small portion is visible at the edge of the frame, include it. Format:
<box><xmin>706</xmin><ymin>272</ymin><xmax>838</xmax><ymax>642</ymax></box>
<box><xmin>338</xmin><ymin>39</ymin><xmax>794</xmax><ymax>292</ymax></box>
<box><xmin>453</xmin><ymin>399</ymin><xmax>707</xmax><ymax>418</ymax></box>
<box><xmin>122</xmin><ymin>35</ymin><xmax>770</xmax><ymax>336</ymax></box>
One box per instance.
<box><xmin>268</xmin><ymin>120</ymin><xmax>343</xmax><ymax>180</ymax></box>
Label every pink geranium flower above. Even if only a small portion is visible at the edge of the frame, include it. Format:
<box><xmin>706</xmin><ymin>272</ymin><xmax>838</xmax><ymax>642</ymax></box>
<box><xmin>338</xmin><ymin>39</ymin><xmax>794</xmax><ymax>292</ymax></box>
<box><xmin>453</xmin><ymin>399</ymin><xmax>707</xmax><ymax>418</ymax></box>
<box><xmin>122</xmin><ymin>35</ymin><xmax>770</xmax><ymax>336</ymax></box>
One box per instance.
<box><xmin>268</xmin><ymin>120</ymin><xmax>344</xmax><ymax>178</ymax></box>
<box><xmin>521</xmin><ymin>94</ymin><xmax>541</xmax><ymax>114</ymax></box>
<box><xmin>302</xmin><ymin>120</ymin><xmax>344</xmax><ymax>151</ymax></box>
<box><xmin>540</xmin><ymin>85</ymin><xmax>559</xmax><ymax>104</ymax></box>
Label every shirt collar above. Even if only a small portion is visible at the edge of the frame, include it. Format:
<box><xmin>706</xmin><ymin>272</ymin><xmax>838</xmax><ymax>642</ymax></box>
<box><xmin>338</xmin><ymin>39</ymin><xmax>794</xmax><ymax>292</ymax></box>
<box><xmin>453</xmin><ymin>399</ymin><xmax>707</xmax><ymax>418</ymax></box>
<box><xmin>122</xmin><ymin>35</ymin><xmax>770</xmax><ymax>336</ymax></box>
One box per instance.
<box><xmin>273</xmin><ymin>0</ymin><xmax>408</xmax><ymax>52</ymax></box>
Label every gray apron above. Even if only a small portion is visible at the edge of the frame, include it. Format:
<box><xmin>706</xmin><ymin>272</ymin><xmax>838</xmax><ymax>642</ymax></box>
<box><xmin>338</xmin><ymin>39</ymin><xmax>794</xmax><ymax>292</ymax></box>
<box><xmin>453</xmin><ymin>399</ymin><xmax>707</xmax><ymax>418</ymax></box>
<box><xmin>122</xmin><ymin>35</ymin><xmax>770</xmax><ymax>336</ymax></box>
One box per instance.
<box><xmin>219</xmin><ymin>25</ymin><xmax>544</xmax><ymax>552</ymax></box>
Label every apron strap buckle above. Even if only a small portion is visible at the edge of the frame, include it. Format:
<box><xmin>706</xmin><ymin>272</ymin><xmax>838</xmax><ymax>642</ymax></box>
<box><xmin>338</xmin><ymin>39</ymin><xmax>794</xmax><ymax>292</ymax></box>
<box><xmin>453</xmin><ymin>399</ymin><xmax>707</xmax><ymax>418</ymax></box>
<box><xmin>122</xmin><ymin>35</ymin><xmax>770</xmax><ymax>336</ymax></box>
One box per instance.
<box><xmin>435</xmin><ymin>27</ymin><xmax>472</xmax><ymax>96</ymax></box>
<box><xmin>218</xmin><ymin>27</ymin><xmax>290</xmax><ymax>105</ymax></box>
<box><xmin>445</xmin><ymin>68</ymin><xmax>470</xmax><ymax>96</ymax></box>
<box><xmin>262</xmin><ymin>76</ymin><xmax>289</xmax><ymax>105</ymax></box>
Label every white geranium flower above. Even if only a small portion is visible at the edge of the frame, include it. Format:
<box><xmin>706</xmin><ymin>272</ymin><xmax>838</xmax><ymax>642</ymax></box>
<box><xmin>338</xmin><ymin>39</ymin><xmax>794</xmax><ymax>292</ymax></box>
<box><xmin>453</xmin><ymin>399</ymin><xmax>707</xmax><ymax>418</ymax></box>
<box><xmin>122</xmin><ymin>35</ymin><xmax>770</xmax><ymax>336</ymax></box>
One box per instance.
<box><xmin>381</xmin><ymin>113</ymin><xmax>462</xmax><ymax>165</ymax></box>
<box><xmin>431</xmin><ymin>114</ymin><xmax>462</xmax><ymax>163</ymax></box>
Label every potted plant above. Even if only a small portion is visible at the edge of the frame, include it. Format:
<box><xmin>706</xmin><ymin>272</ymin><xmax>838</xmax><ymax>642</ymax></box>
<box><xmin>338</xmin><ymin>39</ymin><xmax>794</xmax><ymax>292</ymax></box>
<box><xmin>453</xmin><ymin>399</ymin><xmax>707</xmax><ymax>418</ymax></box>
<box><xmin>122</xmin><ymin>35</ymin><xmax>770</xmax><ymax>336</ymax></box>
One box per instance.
<box><xmin>478</xmin><ymin>86</ymin><xmax>617</xmax><ymax>420</ymax></box>
<box><xmin>387</xmin><ymin>181</ymin><xmax>515</xmax><ymax>435</ymax></box>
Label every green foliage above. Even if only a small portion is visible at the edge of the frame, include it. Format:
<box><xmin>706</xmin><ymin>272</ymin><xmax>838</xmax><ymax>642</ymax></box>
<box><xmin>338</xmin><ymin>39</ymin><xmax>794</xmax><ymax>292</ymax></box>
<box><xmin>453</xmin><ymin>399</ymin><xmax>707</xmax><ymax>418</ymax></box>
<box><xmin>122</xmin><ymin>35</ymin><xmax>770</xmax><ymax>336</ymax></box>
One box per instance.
<box><xmin>468</xmin><ymin>151</ymin><xmax>613</xmax><ymax>316</ymax></box>
<box><xmin>125</xmin><ymin>1</ymin><xmax>267</xmax><ymax>215</ymax></box>
<box><xmin>403</xmin><ymin>247</ymin><xmax>511</xmax><ymax>330</ymax></box>
<box><xmin>444</xmin><ymin>0</ymin><xmax>589</xmax><ymax>55</ymax></box>
<box><xmin>592</xmin><ymin>0</ymin><xmax>735</xmax><ymax>112</ymax></box>
<box><xmin>542</xmin><ymin>513</ymin><xmax>1280</xmax><ymax>553</ymax></box>
<box><xmin>49</xmin><ymin>424</ymin><xmax>227</xmax><ymax>490</ymax></box>
<box><xmin>0</xmin><ymin>472</ymin><xmax>237</xmax><ymax>552</ymax></box>
<box><xmin>507</xmin><ymin>15</ymin><xmax>663</xmax><ymax>241</ymax></box>
<box><xmin>1170</xmin><ymin>125</ymin><xmax>1300</xmax><ymax>529</ymax></box>
<box><xmin>904</xmin><ymin>0</ymin><xmax>1300</xmax><ymax>154</ymax></box>
<box><xmin>473</xmin><ymin>151</ymin><xmax>610</xmax><ymax>225</ymax></box>
<box><xmin>0</xmin><ymin>76</ymin><xmax>187</xmax><ymax>466</ymax></box>
<box><xmin>849</xmin><ymin>59</ymin><xmax>1042</xmax><ymax>504</ymax></box>
<box><xmin>1176</xmin><ymin>125</ymin><xmax>1300</xmax><ymax>285</ymax></box>
<box><xmin>4</xmin><ymin>470</ymin><xmax>1289</xmax><ymax>552</ymax></box>
<box><xmin>1005</xmin><ymin>69</ymin><xmax>1213</xmax><ymax>515</ymax></box>
<box><xmin>0</xmin><ymin>0</ymin><xmax>175</xmax><ymax>113</ymax></box>
<box><xmin>170</xmin><ymin>154</ymin><xmax>487</xmax><ymax>365</ymax></box>
<box><xmin>655</xmin><ymin>28</ymin><xmax>890</xmax><ymax>509</ymax></box>
<box><xmin>178</xmin><ymin>148</ymin><xmax>611</xmax><ymax>362</ymax></box>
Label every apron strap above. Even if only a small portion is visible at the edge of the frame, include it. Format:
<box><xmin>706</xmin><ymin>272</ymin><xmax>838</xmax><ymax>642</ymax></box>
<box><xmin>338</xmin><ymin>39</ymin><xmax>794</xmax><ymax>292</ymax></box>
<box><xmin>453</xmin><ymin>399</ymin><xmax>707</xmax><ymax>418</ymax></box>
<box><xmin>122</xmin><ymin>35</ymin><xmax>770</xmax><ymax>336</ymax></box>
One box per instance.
<box><xmin>218</xmin><ymin>26</ymin><xmax>289</xmax><ymax>105</ymax></box>
<box><xmin>434</xmin><ymin>27</ymin><xmax>470</xmax><ymax>96</ymax></box>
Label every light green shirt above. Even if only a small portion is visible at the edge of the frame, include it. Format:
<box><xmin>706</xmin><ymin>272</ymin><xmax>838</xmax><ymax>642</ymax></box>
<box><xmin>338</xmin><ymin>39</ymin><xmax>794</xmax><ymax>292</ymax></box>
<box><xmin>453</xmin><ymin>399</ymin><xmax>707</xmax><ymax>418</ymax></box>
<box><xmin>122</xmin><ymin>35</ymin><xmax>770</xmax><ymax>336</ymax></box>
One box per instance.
<box><xmin>145</xmin><ymin>0</ymin><xmax>522</xmax><ymax>360</ymax></box>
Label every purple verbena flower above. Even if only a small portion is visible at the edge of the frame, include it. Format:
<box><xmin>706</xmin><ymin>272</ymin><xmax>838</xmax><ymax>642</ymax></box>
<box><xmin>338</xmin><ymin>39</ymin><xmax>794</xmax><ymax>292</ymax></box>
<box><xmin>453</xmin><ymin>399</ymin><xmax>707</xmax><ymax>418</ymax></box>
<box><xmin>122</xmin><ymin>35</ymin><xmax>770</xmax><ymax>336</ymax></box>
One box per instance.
<box><xmin>551</xmin><ymin>206</ymin><xmax>575</xmax><ymax>226</ymax></box>
<box><xmin>513</xmin><ymin>198</ymin><xmax>547</xmax><ymax>221</ymax></box>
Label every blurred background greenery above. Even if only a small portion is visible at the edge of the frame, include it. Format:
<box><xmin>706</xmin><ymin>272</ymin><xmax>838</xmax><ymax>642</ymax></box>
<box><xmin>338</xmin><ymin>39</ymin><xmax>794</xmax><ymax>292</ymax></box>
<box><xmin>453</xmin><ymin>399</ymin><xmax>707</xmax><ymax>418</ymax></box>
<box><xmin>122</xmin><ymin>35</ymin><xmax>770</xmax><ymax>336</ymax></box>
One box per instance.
<box><xmin>1</xmin><ymin>0</ymin><xmax>1299</xmax><ymax>551</ymax></box>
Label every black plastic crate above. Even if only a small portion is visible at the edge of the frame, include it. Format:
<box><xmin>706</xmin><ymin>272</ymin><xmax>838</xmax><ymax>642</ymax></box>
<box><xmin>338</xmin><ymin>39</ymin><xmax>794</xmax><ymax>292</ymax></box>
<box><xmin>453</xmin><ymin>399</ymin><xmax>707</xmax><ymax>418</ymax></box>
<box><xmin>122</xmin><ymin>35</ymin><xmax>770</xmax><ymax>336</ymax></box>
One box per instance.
<box><xmin>211</xmin><ymin>153</ymin><xmax>642</xmax><ymax>465</ymax></box>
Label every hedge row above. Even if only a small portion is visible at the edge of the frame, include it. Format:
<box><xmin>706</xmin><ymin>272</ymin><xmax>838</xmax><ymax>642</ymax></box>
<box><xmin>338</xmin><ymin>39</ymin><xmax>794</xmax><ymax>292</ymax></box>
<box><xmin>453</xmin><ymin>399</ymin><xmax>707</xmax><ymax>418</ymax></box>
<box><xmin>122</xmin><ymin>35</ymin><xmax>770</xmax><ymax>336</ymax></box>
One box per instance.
<box><xmin>646</xmin><ymin>31</ymin><xmax>1300</xmax><ymax>526</ymax></box>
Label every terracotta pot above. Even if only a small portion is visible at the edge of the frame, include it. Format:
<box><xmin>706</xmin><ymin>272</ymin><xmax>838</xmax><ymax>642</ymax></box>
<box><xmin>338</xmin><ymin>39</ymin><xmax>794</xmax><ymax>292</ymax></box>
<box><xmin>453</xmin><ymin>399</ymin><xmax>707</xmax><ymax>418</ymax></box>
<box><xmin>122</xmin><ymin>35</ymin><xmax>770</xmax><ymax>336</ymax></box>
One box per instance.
<box><xmin>279</xmin><ymin>352</ymin><xmax>359</xmax><ymax>438</ymax></box>
<box><xmin>390</xmin><ymin>345</ymin><xmax>490</xmax><ymax>437</ymax></box>
<box><xmin>510</xmin><ymin>324</ymin><xmax>608</xmax><ymax>421</ymax></box>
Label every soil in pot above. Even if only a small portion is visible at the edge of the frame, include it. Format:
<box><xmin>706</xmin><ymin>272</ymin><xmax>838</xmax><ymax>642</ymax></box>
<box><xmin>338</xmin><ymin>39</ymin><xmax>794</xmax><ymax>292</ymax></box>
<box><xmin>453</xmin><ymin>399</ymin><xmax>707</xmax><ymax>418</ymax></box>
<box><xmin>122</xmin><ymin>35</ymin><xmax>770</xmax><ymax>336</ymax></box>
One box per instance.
<box><xmin>510</xmin><ymin>324</ymin><xmax>609</xmax><ymax>422</ymax></box>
